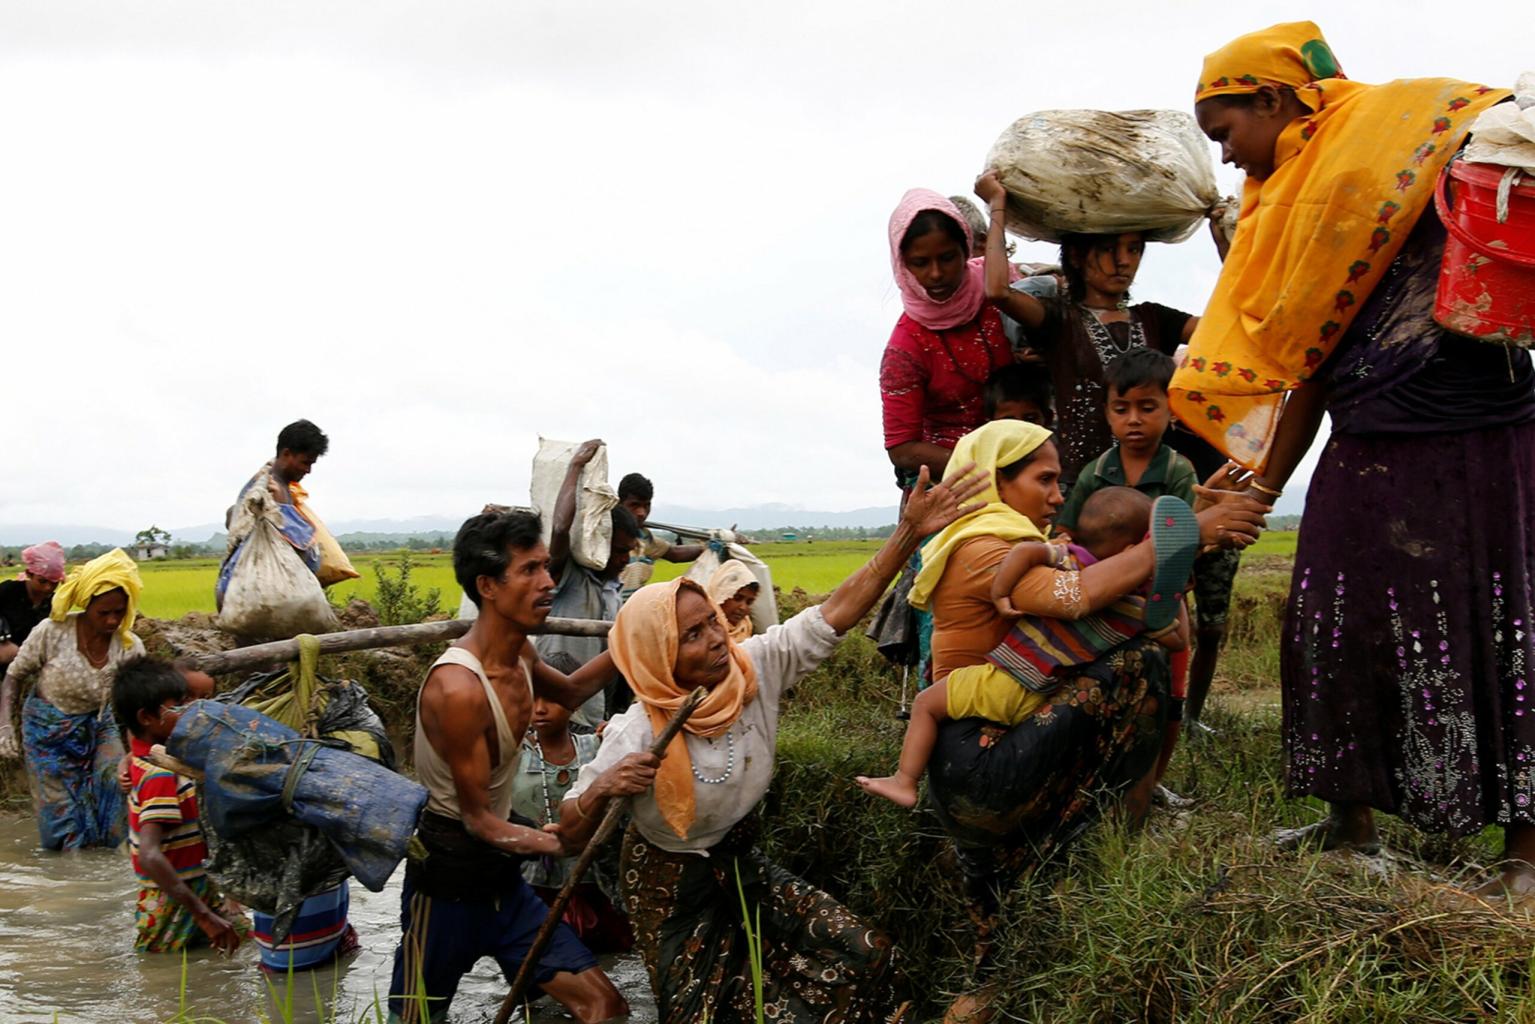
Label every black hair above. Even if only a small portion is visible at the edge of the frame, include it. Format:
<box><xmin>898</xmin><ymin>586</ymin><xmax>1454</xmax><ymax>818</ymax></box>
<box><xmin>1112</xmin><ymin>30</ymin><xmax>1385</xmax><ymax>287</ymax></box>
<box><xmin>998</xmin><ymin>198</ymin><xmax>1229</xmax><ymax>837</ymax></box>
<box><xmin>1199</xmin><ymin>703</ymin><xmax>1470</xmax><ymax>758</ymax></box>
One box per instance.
<box><xmin>617</xmin><ymin>473</ymin><xmax>653</xmax><ymax>503</ymax></box>
<box><xmin>1057</xmin><ymin>232</ymin><xmax>1147</xmax><ymax>303</ymax></box>
<box><xmin>610</xmin><ymin>504</ymin><xmax>641</xmax><ymax>542</ymax></box>
<box><xmin>1199</xmin><ymin>84</ymin><xmax>1298</xmax><ymax>112</ymax></box>
<box><xmin>983</xmin><ymin>363</ymin><xmax>1055</xmax><ymax>421</ymax></box>
<box><xmin>543</xmin><ymin>651</ymin><xmax>581</xmax><ymax>675</ymax></box>
<box><xmin>1104</xmin><ymin>347</ymin><xmax>1176</xmax><ymax>397</ymax></box>
<box><xmin>901</xmin><ymin>210</ymin><xmax>969</xmax><ymax>257</ymax></box>
<box><xmin>276</xmin><ymin>419</ymin><xmax>329</xmax><ymax>458</ymax></box>
<box><xmin>1073</xmin><ymin>486</ymin><xmax>1153</xmax><ymax>556</ymax></box>
<box><xmin>453</xmin><ymin>509</ymin><xmax>545</xmax><ymax>607</ymax></box>
<box><xmin>113</xmin><ymin>657</ymin><xmax>189</xmax><ymax>738</ymax></box>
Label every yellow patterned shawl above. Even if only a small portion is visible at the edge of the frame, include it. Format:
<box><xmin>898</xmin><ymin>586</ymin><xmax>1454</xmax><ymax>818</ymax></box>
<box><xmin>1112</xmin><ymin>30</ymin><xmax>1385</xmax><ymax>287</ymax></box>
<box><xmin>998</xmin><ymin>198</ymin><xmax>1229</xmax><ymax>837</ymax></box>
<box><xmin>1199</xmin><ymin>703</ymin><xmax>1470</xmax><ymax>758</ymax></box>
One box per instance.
<box><xmin>1171</xmin><ymin>21</ymin><xmax>1507</xmax><ymax>469</ymax></box>
<box><xmin>909</xmin><ymin>420</ymin><xmax>1052</xmax><ymax>611</ymax></box>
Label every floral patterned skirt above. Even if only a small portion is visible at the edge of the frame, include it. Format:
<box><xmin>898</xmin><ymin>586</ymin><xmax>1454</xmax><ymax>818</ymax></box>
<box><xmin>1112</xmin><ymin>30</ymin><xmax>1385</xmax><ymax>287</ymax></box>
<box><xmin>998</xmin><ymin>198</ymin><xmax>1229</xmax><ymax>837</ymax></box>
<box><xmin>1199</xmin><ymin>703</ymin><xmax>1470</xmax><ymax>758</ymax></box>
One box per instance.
<box><xmin>20</xmin><ymin>695</ymin><xmax>126</xmax><ymax>851</ymax></box>
<box><xmin>620</xmin><ymin>819</ymin><xmax>900</xmax><ymax>1024</ymax></box>
<box><xmin>926</xmin><ymin>643</ymin><xmax>1169</xmax><ymax>864</ymax></box>
<box><xmin>1284</xmin><ymin>424</ymin><xmax>1535</xmax><ymax>835</ymax></box>
<box><xmin>135</xmin><ymin>874</ymin><xmax>249</xmax><ymax>953</ymax></box>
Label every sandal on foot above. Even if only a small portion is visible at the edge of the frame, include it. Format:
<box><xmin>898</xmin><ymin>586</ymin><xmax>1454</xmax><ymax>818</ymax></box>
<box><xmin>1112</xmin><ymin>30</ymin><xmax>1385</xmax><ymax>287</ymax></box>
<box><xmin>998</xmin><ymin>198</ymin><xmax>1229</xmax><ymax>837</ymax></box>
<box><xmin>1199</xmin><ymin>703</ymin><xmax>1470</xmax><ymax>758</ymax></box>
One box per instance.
<box><xmin>1145</xmin><ymin>495</ymin><xmax>1199</xmax><ymax>631</ymax></box>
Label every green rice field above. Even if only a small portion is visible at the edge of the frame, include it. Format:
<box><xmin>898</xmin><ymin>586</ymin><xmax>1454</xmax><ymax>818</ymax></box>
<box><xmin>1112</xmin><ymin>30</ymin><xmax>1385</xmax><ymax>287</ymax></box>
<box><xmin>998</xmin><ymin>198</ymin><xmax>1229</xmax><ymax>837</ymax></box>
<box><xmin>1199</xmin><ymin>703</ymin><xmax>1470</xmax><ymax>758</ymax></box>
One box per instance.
<box><xmin>129</xmin><ymin>531</ymin><xmax>1298</xmax><ymax>621</ymax></box>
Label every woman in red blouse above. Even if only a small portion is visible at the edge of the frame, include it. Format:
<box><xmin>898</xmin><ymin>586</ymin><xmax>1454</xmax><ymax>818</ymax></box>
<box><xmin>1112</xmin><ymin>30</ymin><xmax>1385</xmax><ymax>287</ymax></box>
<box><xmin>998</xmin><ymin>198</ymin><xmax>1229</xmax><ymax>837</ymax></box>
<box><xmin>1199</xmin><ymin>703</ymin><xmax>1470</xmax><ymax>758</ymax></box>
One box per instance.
<box><xmin>879</xmin><ymin>189</ymin><xmax>1015</xmax><ymax>495</ymax></box>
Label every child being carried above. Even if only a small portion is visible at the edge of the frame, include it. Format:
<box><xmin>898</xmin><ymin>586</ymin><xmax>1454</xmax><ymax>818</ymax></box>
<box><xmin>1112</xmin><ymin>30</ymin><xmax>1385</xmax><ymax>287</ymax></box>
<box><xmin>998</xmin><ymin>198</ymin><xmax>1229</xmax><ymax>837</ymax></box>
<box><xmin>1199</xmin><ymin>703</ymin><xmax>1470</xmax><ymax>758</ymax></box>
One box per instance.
<box><xmin>856</xmin><ymin>488</ymin><xmax>1196</xmax><ymax>808</ymax></box>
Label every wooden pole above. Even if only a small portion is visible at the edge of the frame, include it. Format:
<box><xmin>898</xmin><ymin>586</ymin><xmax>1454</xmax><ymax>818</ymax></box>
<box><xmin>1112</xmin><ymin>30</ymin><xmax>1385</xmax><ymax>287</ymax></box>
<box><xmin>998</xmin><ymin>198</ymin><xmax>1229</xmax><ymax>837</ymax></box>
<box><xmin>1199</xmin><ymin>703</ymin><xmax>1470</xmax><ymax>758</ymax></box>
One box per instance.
<box><xmin>493</xmin><ymin>686</ymin><xmax>708</xmax><ymax>1024</ymax></box>
<box><xmin>186</xmin><ymin>616</ymin><xmax>611</xmax><ymax>675</ymax></box>
<box><xmin>146</xmin><ymin>744</ymin><xmax>204</xmax><ymax>781</ymax></box>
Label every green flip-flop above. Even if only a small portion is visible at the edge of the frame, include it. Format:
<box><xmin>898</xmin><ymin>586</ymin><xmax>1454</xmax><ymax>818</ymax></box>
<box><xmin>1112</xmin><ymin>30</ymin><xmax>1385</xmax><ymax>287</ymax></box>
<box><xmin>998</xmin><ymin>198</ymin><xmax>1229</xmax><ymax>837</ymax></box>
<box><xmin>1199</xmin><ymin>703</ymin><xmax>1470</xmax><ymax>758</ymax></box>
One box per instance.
<box><xmin>1145</xmin><ymin>495</ymin><xmax>1199</xmax><ymax>632</ymax></box>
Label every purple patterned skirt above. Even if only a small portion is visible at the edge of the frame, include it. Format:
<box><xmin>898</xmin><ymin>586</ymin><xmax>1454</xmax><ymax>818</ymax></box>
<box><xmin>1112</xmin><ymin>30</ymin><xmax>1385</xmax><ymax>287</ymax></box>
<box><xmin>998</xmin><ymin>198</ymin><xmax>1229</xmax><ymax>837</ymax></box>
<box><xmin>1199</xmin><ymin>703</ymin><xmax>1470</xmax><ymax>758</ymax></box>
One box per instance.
<box><xmin>1283</xmin><ymin>421</ymin><xmax>1535</xmax><ymax>835</ymax></box>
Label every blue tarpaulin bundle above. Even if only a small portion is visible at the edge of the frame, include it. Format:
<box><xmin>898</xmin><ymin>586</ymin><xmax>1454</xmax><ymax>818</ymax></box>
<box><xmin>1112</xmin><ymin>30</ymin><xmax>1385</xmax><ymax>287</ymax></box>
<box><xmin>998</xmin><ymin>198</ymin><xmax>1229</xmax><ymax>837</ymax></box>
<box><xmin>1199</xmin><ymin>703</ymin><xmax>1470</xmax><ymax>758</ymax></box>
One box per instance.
<box><xmin>168</xmin><ymin>701</ymin><xmax>427</xmax><ymax>893</ymax></box>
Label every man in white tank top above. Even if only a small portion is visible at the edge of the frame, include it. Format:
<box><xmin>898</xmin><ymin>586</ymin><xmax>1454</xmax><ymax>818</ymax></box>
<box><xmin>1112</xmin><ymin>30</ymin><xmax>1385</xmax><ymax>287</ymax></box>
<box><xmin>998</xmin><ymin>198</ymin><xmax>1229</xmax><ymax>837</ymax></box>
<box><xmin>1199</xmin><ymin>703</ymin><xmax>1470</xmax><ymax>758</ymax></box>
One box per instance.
<box><xmin>389</xmin><ymin>510</ymin><xmax>650</xmax><ymax>1023</ymax></box>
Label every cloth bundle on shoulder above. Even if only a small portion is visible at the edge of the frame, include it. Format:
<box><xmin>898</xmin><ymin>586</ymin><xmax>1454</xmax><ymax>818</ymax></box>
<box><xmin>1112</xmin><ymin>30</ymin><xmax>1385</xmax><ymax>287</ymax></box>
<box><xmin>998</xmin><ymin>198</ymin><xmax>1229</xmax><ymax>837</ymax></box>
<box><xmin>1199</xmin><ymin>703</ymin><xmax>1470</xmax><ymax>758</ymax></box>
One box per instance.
<box><xmin>530</xmin><ymin>438</ymin><xmax>619</xmax><ymax>572</ymax></box>
<box><xmin>986</xmin><ymin>109</ymin><xmax>1221</xmax><ymax>243</ymax></box>
<box><xmin>288</xmin><ymin>481</ymin><xmax>360</xmax><ymax>587</ymax></box>
<box><xmin>168</xmin><ymin>699</ymin><xmax>425</xmax><ymax>941</ymax></box>
<box><xmin>218</xmin><ymin>488</ymin><xmax>338</xmax><ymax>639</ymax></box>
<box><xmin>685</xmin><ymin>541</ymin><xmax>778</xmax><ymax>636</ymax></box>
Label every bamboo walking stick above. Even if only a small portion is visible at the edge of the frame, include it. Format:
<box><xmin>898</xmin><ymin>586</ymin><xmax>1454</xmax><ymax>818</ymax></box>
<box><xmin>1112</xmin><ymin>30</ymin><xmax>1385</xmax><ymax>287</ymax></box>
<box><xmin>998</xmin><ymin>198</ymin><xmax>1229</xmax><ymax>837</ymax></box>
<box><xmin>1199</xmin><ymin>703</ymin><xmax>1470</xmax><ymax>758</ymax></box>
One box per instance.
<box><xmin>493</xmin><ymin>685</ymin><xmax>708</xmax><ymax>1024</ymax></box>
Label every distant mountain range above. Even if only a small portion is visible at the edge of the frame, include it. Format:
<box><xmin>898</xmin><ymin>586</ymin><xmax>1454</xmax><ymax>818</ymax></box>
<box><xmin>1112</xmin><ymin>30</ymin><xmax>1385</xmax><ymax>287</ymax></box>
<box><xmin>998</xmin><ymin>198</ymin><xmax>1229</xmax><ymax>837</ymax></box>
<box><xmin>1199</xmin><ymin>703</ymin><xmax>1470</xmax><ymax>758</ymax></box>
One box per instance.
<box><xmin>0</xmin><ymin>504</ymin><xmax>902</xmax><ymax>548</ymax></box>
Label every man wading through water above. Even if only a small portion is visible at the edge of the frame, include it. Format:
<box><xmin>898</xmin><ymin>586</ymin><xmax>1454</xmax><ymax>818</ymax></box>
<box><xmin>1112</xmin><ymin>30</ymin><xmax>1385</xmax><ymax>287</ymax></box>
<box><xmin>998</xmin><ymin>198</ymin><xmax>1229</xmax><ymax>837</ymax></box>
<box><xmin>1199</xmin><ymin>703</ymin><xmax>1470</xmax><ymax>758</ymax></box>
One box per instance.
<box><xmin>389</xmin><ymin>510</ymin><xmax>640</xmax><ymax>1023</ymax></box>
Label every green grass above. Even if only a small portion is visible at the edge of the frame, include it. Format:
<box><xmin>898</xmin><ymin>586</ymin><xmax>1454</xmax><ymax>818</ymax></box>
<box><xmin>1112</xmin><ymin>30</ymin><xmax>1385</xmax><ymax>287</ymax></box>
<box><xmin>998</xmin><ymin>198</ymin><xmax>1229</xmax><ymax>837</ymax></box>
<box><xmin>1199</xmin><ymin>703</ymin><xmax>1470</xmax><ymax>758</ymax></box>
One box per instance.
<box><xmin>1242</xmin><ymin>529</ymin><xmax>1298</xmax><ymax>559</ymax></box>
<box><xmin>129</xmin><ymin>542</ymin><xmax>887</xmax><ymax>620</ymax></box>
<box><xmin>131</xmin><ymin>534</ymin><xmax>1297</xmax><ymax>622</ymax></box>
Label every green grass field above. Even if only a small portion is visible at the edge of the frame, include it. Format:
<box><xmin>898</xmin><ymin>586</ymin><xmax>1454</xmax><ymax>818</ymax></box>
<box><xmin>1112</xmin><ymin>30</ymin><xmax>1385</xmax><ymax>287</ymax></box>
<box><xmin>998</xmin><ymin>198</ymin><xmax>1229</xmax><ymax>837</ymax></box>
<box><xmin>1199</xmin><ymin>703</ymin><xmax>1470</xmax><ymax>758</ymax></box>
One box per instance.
<box><xmin>130</xmin><ymin>541</ymin><xmax>891</xmax><ymax>620</ymax></box>
<box><xmin>131</xmin><ymin>533</ymin><xmax>1299</xmax><ymax>621</ymax></box>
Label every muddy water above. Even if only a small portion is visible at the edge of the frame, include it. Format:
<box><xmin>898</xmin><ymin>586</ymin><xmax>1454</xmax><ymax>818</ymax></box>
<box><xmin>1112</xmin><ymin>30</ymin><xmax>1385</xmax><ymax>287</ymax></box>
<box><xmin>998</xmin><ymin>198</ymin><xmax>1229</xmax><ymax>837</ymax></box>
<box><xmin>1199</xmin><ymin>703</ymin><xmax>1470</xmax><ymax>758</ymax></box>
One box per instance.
<box><xmin>0</xmin><ymin>815</ymin><xmax>656</xmax><ymax>1024</ymax></box>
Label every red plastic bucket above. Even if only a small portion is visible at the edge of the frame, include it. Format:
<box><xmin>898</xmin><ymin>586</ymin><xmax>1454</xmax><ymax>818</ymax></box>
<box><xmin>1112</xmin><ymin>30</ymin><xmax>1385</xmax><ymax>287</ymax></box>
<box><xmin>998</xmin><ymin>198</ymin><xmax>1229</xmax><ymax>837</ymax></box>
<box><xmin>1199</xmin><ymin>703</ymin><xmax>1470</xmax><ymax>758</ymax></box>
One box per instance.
<box><xmin>1433</xmin><ymin>157</ymin><xmax>1535</xmax><ymax>347</ymax></box>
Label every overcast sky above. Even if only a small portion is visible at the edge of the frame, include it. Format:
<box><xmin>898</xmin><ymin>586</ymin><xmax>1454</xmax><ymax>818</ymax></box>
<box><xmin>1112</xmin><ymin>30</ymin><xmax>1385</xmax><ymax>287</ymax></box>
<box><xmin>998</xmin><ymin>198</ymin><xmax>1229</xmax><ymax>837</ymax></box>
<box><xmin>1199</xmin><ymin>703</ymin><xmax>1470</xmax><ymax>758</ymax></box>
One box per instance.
<box><xmin>3</xmin><ymin>1</ymin><xmax>1528</xmax><ymax>535</ymax></box>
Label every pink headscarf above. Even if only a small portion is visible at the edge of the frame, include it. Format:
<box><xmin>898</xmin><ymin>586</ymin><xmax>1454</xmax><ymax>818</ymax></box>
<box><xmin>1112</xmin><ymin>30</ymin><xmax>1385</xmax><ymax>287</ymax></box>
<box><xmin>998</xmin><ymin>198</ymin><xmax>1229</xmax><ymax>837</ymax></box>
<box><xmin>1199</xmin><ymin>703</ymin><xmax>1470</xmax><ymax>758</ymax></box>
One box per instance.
<box><xmin>888</xmin><ymin>189</ymin><xmax>987</xmax><ymax>331</ymax></box>
<box><xmin>21</xmin><ymin>541</ymin><xmax>66</xmax><ymax>583</ymax></box>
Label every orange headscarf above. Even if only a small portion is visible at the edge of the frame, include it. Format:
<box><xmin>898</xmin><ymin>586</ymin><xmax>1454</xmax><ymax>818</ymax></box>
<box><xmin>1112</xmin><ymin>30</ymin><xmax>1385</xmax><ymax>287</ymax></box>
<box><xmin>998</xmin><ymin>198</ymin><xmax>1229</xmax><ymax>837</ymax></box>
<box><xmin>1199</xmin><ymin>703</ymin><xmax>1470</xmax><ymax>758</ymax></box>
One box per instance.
<box><xmin>1171</xmin><ymin>22</ymin><xmax>1508</xmax><ymax>470</ymax></box>
<box><xmin>608</xmin><ymin>577</ymin><xmax>758</xmax><ymax>839</ymax></box>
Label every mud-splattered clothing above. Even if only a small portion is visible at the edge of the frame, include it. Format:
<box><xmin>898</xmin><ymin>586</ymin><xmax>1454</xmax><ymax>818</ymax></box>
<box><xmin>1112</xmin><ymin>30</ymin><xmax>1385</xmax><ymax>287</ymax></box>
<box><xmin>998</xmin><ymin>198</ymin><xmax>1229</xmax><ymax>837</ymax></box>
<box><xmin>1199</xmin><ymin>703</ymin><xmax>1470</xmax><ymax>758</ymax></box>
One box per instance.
<box><xmin>10</xmin><ymin>616</ymin><xmax>140</xmax><ymax>851</ymax></box>
<box><xmin>1283</xmin><ymin>209</ymin><xmax>1535</xmax><ymax>834</ymax></box>
<box><xmin>621</xmin><ymin>819</ymin><xmax>899</xmax><ymax>1024</ymax></box>
<box><xmin>572</xmin><ymin>606</ymin><xmax>901</xmax><ymax>1021</ymax></box>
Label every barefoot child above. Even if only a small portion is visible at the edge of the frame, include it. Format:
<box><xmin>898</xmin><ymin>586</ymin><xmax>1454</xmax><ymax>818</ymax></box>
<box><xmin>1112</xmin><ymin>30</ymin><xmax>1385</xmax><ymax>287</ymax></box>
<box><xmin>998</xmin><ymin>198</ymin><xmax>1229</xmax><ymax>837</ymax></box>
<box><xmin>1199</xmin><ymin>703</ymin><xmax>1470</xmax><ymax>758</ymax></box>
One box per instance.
<box><xmin>114</xmin><ymin>658</ymin><xmax>247</xmax><ymax>954</ymax></box>
<box><xmin>858</xmin><ymin>488</ymin><xmax>1195</xmax><ymax>808</ymax></box>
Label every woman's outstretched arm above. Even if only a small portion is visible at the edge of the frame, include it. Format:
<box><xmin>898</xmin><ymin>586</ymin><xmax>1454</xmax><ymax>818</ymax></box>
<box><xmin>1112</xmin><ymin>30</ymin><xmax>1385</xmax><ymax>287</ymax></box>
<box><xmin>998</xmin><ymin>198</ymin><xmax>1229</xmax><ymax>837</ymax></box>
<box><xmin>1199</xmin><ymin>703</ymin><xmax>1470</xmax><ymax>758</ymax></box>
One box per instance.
<box><xmin>820</xmin><ymin>464</ymin><xmax>987</xmax><ymax>634</ymax></box>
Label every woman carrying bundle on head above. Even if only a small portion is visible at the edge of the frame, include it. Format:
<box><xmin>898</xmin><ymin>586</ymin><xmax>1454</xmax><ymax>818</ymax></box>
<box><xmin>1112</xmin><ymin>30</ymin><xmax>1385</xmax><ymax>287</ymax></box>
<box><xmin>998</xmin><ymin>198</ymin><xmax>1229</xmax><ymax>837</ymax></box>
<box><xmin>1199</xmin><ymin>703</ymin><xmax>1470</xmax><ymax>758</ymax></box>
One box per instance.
<box><xmin>1172</xmin><ymin>22</ymin><xmax>1531</xmax><ymax>896</ymax></box>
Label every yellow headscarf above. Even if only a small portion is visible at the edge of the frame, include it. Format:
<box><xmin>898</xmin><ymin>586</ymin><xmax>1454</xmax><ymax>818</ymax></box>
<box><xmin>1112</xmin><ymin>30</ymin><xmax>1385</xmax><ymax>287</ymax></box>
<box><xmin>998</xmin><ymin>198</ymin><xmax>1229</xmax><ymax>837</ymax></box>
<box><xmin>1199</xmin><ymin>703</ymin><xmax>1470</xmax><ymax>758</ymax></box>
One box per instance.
<box><xmin>909</xmin><ymin>420</ymin><xmax>1052</xmax><ymax>611</ymax></box>
<box><xmin>1172</xmin><ymin>21</ymin><xmax>1508</xmax><ymax>470</ymax></box>
<box><xmin>608</xmin><ymin>577</ymin><xmax>759</xmax><ymax>839</ymax></box>
<box><xmin>706</xmin><ymin>560</ymin><xmax>760</xmax><ymax>643</ymax></box>
<box><xmin>50</xmin><ymin>548</ymin><xmax>143</xmax><ymax>645</ymax></box>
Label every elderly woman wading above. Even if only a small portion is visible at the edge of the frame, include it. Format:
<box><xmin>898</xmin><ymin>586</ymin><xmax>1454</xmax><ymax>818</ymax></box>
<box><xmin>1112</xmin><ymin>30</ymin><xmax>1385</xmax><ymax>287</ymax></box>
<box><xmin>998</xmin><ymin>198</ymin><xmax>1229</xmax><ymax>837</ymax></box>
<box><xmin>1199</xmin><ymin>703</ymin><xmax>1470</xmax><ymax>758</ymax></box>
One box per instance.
<box><xmin>0</xmin><ymin>550</ymin><xmax>144</xmax><ymax>849</ymax></box>
<box><xmin>1173</xmin><ymin>23</ymin><xmax>1532</xmax><ymax>894</ymax></box>
<box><xmin>560</xmin><ymin>466</ymin><xmax>987</xmax><ymax>1024</ymax></box>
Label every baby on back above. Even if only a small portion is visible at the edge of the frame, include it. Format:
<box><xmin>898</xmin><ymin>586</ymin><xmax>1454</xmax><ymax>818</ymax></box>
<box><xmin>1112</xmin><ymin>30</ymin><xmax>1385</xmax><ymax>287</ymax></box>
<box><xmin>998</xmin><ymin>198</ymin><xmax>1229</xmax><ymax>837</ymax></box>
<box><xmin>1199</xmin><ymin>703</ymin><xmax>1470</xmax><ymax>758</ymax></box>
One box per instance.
<box><xmin>857</xmin><ymin>487</ymin><xmax>1194</xmax><ymax>809</ymax></box>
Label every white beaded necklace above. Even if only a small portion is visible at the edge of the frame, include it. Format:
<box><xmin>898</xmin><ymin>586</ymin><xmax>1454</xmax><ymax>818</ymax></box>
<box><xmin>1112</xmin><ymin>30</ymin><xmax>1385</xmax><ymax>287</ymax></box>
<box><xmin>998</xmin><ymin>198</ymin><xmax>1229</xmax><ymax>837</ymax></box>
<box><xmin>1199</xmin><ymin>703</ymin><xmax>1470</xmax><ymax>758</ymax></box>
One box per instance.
<box><xmin>690</xmin><ymin>729</ymin><xmax>736</xmax><ymax>785</ymax></box>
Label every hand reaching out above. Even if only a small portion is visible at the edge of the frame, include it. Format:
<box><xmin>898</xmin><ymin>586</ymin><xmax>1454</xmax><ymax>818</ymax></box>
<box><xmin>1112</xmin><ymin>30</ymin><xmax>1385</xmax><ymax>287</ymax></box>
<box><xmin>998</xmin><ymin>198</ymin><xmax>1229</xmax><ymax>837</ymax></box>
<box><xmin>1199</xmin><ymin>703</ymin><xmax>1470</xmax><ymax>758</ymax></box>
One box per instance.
<box><xmin>901</xmin><ymin>463</ymin><xmax>988</xmax><ymax>538</ymax></box>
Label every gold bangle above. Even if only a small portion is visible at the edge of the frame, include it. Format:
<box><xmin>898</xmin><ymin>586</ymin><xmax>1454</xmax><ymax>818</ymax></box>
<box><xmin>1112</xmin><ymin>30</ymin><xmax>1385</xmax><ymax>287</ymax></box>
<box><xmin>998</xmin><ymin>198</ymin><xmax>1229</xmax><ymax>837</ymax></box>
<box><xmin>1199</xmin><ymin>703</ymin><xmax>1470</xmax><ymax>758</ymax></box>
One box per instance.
<box><xmin>1249</xmin><ymin>482</ymin><xmax>1282</xmax><ymax>499</ymax></box>
<box><xmin>569</xmin><ymin>794</ymin><xmax>590</xmax><ymax>823</ymax></box>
